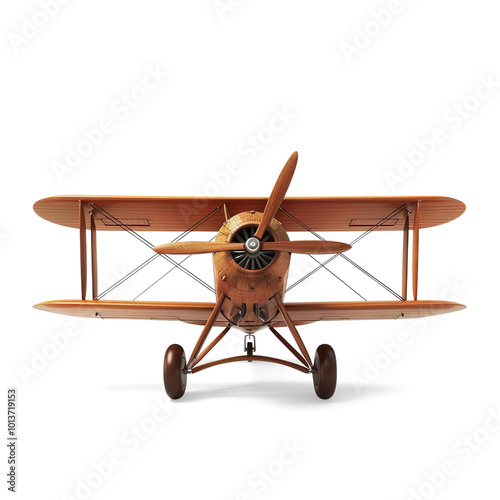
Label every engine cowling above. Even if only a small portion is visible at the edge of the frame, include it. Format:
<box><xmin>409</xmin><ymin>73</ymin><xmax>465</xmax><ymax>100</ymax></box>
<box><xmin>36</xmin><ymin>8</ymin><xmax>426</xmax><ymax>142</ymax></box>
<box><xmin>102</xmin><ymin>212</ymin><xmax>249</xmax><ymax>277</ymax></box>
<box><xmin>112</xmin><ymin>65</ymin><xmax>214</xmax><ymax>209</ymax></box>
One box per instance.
<box><xmin>213</xmin><ymin>211</ymin><xmax>290</xmax><ymax>332</ymax></box>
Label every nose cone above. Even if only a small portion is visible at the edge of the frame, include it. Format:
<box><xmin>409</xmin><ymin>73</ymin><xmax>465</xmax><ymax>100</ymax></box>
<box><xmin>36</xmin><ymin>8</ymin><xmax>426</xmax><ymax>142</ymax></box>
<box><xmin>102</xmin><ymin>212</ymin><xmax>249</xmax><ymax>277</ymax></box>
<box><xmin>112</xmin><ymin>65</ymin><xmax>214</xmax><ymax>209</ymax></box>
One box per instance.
<box><xmin>244</xmin><ymin>237</ymin><xmax>261</xmax><ymax>254</ymax></box>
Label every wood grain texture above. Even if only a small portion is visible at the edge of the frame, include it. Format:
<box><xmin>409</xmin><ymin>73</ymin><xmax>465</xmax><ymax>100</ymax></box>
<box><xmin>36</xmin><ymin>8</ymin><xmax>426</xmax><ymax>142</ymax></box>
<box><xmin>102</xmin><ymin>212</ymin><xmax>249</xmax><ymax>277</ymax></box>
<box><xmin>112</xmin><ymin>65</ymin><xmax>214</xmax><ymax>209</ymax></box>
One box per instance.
<box><xmin>254</xmin><ymin>151</ymin><xmax>297</xmax><ymax>239</ymax></box>
<box><xmin>79</xmin><ymin>201</ymin><xmax>87</xmax><ymax>300</ymax></box>
<box><xmin>154</xmin><ymin>239</ymin><xmax>351</xmax><ymax>255</ymax></box>
<box><xmin>33</xmin><ymin>299</ymin><xmax>226</xmax><ymax>322</ymax></box>
<box><xmin>262</xmin><ymin>240</ymin><xmax>351</xmax><ymax>254</ymax></box>
<box><xmin>279</xmin><ymin>300</ymin><xmax>466</xmax><ymax>321</ymax></box>
<box><xmin>213</xmin><ymin>211</ymin><xmax>290</xmax><ymax>307</ymax></box>
<box><xmin>33</xmin><ymin>299</ymin><xmax>466</xmax><ymax>324</ymax></box>
<box><xmin>413</xmin><ymin>201</ymin><xmax>420</xmax><ymax>300</ymax></box>
<box><xmin>33</xmin><ymin>196</ymin><xmax>465</xmax><ymax>232</ymax></box>
<box><xmin>154</xmin><ymin>241</ymin><xmax>245</xmax><ymax>254</ymax></box>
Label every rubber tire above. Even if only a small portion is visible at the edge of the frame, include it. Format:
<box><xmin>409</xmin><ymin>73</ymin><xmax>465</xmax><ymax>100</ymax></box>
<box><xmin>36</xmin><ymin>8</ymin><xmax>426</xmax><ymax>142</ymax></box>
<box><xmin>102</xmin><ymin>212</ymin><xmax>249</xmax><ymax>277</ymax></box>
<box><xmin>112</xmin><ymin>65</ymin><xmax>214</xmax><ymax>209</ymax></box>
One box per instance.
<box><xmin>163</xmin><ymin>344</ymin><xmax>187</xmax><ymax>399</ymax></box>
<box><xmin>312</xmin><ymin>344</ymin><xmax>337</xmax><ymax>399</ymax></box>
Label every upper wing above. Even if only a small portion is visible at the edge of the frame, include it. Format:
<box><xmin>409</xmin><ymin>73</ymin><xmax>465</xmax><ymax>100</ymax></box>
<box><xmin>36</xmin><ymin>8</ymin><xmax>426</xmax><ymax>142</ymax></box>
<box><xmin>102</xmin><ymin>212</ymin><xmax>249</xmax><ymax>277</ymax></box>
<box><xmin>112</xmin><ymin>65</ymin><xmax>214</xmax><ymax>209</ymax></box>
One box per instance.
<box><xmin>281</xmin><ymin>300</ymin><xmax>466</xmax><ymax>322</ymax></box>
<box><xmin>33</xmin><ymin>196</ymin><xmax>465</xmax><ymax>232</ymax></box>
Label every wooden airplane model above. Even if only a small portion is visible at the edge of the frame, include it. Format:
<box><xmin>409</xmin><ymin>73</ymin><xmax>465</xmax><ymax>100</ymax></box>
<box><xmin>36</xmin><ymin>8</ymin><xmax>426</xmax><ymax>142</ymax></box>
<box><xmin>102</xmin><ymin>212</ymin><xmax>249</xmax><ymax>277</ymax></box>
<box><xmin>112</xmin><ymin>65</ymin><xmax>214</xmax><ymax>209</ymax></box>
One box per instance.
<box><xmin>33</xmin><ymin>152</ymin><xmax>466</xmax><ymax>399</ymax></box>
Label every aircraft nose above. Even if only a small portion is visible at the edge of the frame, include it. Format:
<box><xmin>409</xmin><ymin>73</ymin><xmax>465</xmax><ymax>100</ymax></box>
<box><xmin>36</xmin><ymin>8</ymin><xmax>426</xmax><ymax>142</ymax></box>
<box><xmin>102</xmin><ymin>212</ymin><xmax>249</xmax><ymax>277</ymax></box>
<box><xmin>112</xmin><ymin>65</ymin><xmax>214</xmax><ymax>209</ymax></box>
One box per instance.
<box><xmin>244</xmin><ymin>237</ymin><xmax>261</xmax><ymax>254</ymax></box>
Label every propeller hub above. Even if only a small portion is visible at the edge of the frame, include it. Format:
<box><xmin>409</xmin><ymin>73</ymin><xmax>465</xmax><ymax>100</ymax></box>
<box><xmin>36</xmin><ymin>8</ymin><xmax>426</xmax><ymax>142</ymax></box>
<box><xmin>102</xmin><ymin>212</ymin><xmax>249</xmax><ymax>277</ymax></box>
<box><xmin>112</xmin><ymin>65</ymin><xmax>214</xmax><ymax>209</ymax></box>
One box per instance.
<box><xmin>244</xmin><ymin>237</ymin><xmax>261</xmax><ymax>254</ymax></box>
<box><xmin>231</xmin><ymin>224</ymin><xmax>276</xmax><ymax>270</ymax></box>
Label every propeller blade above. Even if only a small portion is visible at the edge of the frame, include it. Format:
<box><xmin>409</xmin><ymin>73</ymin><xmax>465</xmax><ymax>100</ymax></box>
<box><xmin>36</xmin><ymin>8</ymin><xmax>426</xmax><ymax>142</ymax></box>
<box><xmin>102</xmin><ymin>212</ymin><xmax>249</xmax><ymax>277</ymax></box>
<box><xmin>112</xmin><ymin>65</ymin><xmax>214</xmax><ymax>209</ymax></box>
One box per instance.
<box><xmin>262</xmin><ymin>240</ymin><xmax>351</xmax><ymax>254</ymax></box>
<box><xmin>254</xmin><ymin>151</ymin><xmax>298</xmax><ymax>240</ymax></box>
<box><xmin>154</xmin><ymin>241</ymin><xmax>244</xmax><ymax>255</ymax></box>
<box><xmin>154</xmin><ymin>239</ymin><xmax>350</xmax><ymax>255</ymax></box>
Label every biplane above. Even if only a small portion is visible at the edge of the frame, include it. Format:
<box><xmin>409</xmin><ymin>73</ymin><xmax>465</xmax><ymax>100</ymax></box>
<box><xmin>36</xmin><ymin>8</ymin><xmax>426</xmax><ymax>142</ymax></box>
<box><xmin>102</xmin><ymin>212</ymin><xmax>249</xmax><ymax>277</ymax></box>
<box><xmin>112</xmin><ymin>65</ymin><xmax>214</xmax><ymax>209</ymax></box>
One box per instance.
<box><xmin>33</xmin><ymin>152</ymin><xmax>466</xmax><ymax>399</ymax></box>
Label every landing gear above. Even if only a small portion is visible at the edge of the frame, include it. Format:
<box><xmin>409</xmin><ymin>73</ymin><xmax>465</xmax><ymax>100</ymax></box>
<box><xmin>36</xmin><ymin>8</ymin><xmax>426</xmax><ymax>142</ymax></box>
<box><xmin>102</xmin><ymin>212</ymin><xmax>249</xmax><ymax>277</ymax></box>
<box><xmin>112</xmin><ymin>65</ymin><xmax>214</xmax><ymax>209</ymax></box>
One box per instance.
<box><xmin>312</xmin><ymin>344</ymin><xmax>337</xmax><ymax>399</ymax></box>
<box><xmin>163</xmin><ymin>344</ymin><xmax>187</xmax><ymax>399</ymax></box>
<box><xmin>161</xmin><ymin>296</ymin><xmax>338</xmax><ymax>400</ymax></box>
<box><xmin>244</xmin><ymin>334</ymin><xmax>256</xmax><ymax>357</ymax></box>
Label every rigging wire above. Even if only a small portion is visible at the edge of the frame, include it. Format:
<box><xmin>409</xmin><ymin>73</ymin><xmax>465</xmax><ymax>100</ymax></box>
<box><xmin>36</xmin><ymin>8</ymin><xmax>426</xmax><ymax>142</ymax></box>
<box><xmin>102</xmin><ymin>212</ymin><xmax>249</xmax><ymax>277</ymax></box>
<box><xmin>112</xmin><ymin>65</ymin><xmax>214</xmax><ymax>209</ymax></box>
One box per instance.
<box><xmin>282</xmin><ymin>203</ymin><xmax>410</xmax><ymax>295</ymax></box>
<box><xmin>91</xmin><ymin>203</ymin><xmax>220</xmax><ymax>296</ymax></box>
<box><xmin>133</xmin><ymin>235</ymin><xmax>217</xmax><ymax>300</ymax></box>
<box><xmin>308</xmin><ymin>255</ymin><xmax>367</xmax><ymax>301</ymax></box>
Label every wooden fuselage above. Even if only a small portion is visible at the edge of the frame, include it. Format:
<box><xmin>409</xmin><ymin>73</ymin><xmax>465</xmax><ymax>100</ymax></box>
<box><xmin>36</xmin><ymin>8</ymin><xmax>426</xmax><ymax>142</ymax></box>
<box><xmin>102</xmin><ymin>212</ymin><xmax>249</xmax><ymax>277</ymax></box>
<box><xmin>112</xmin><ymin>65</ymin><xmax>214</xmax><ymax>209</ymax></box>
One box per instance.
<box><xmin>212</xmin><ymin>211</ymin><xmax>291</xmax><ymax>333</ymax></box>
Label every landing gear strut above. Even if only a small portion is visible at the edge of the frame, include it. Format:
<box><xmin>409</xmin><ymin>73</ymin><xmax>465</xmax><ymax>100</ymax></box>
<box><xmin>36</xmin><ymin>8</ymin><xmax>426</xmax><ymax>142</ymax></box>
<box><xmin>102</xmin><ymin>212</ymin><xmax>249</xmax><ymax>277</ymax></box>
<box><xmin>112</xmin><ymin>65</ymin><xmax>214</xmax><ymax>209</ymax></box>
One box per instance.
<box><xmin>162</xmin><ymin>293</ymin><xmax>338</xmax><ymax>400</ymax></box>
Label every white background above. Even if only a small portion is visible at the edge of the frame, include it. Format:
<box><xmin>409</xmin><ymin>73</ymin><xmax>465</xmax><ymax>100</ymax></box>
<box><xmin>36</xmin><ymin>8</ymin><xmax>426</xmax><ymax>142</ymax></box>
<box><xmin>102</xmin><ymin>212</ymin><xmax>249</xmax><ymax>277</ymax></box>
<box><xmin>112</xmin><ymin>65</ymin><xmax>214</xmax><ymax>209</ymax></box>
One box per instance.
<box><xmin>1</xmin><ymin>1</ymin><xmax>499</xmax><ymax>499</ymax></box>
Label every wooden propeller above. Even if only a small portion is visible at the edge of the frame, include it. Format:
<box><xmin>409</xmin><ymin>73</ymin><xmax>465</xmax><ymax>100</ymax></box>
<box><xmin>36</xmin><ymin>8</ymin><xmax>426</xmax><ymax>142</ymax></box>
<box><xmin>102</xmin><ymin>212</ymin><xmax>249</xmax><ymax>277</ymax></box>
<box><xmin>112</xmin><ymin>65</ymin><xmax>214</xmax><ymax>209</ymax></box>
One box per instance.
<box><xmin>154</xmin><ymin>152</ymin><xmax>351</xmax><ymax>258</ymax></box>
<box><xmin>254</xmin><ymin>151</ymin><xmax>298</xmax><ymax>240</ymax></box>
<box><xmin>154</xmin><ymin>240</ymin><xmax>350</xmax><ymax>255</ymax></box>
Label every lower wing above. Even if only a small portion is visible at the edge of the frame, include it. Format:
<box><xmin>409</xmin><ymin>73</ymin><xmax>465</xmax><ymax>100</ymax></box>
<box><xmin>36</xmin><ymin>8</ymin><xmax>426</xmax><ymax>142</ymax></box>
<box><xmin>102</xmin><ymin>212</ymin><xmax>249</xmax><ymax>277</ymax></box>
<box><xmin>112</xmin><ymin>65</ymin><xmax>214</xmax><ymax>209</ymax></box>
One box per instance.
<box><xmin>281</xmin><ymin>300</ymin><xmax>465</xmax><ymax>322</ymax></box>
<box><xmin>33</xmin><ymin>299</ymin><xmax>465</xmax><ymax>327</ymax></box>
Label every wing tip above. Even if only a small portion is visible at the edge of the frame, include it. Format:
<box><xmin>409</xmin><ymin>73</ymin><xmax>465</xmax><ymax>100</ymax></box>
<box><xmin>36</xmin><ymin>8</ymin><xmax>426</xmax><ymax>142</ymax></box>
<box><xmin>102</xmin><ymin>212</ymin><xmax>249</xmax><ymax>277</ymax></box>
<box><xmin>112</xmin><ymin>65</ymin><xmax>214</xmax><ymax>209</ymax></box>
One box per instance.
<box><xmin>33</xmin><ymin>300</ymin><xmax>60</xmax><ymax>313</ymax></box>
<box><xmin>33</xmin><ymin>301</ymin><xmax>49</xmax><ymax>310</ymax></box>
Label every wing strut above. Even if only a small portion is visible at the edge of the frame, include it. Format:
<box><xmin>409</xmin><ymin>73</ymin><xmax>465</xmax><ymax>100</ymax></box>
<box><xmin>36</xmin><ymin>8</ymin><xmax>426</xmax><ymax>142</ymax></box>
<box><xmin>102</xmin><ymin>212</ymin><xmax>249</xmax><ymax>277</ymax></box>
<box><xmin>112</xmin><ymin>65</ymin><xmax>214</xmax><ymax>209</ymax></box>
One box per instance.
<box><xmin>412</xmin><ymin>201</ymin><xmax>420</xmax><ymax>300</ymax></box>
<box><xmin>402</xmin><ymin>211</ymin><xmax>409</xmax><ymax>300</ymax></box>
<box><xmin>79</xmin><ymin>201</ymin><xmax>87</xmax><ymax>300</ymax></box>
<box><xmin>90</xmin><ymin>211</ymin><xmax>98</xmax><ymax>300</ymax></box>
